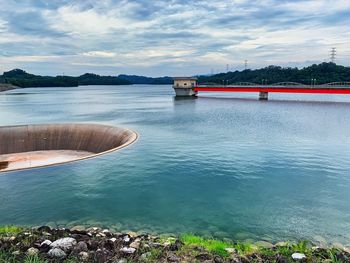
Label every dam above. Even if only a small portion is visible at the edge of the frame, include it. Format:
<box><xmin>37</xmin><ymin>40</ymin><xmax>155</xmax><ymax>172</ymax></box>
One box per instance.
<box><xmin>173</xmin><ymin>77</ymin><xmax>350</xmax><ymax>100</ymax></box>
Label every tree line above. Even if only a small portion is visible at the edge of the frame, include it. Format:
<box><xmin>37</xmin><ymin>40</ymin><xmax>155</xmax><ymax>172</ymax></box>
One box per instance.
<box><xmin>198</xmin><ymin>63</ymin><xmax>350</xmax><ymax>85</ymax></box>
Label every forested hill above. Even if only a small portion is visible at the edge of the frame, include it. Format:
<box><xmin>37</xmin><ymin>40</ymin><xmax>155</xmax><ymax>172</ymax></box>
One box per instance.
<box><xmin>198</xmin><ymin>63</ymin><xmax>350</xmax><ymax>85</ymax></box>
<box><xmin>0</xmin><ymin>69</ymin><xmax>131</xmax><ymax>88</ymax></box>
<box><xmin>118</xmin><ymin>74</ymin><xmax>173</xmax><ymax>84</ymax></box>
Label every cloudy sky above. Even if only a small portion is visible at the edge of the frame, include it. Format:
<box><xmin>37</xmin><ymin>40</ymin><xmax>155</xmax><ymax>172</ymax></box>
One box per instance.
<box><xmin>0</xmin><ymin>0</ymin><xmax>350</xmax><ymax>76</ymax></box>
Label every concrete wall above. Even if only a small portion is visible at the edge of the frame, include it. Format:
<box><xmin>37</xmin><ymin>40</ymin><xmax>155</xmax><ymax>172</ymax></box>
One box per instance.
<box><xmin>0</xmin><ymin>124</ymin><xmax>137</xmax><ymax>155</ymax></box>
<box><xmin>174</xmin><ymin>79</ymin><xmax>196</xmax><ymax>88</ymax></box>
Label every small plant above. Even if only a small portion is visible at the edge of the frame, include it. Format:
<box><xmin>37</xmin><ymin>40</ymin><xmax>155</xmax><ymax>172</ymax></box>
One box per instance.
<box><xmin>23</xmin><ymin>255</ymin><xmax>49</xmax><ymax>263</ymax></box>
<box><xmin>328</xmin><ymin>249</ymin><xmax>343</xmax><ymax>263</ymax></box>
<box><xmin>0</xmin><ymin>250</ymin><xmax>17</xmax><ymax>263</ymax></box>
<box><xmin>0</xmin><ymin>225</ymin><xmax>24</xmax><ymax>235</ymax></box>
<box><xmin>181</xmin><ymin>234</ymin><xmax>233</xmax><ymax>257</ymax></box>
<box><xmin>291</xmin><ymin>240</ymin><xmax>309</xmax><ymax>254</ymax></box>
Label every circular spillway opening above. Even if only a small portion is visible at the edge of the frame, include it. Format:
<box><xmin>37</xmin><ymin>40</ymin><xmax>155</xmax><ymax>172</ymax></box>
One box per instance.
<box><xmin>0</xmin><ymin>124</ymin><xmax>138</xmax><ymax>172</ymax></box>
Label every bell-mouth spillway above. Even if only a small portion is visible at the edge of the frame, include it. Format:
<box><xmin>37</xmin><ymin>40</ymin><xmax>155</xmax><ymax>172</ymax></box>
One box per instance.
<box><xmin>0</xmin><ymin>123</ymin><xmax>138</xmax><ymax>172</ymax></box>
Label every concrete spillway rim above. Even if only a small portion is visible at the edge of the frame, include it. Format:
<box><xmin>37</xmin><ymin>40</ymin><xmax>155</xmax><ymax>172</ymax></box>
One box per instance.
<box><xmin>0</xmin><ymin>123</ymin><xmax>139</xmax><ymax>173</ymax></box>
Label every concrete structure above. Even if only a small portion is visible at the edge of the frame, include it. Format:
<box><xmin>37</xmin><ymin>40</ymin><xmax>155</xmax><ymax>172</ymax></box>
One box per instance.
<box><xmin>173</xmin><ymin>77</ymin><xmax>197</xmax><ymax>97</ymax></box>
<box><xmin>0</xmin><ymin>123</ymin><xmax>138</xmax><ymax>172</ymax></box>
<box><xmin>259</xmin><ymin>91</ymin><xmax>268</xmax><ymax>100</ymax></box>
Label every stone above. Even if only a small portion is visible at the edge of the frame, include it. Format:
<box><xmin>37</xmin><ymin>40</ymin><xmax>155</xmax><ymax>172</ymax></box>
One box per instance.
<box><xmin>79</xmin><ymin>251</ymin><xmax>89</xmax><ymax>261</ymax></box>
<box><xmin>225</xmin><ymin>247</ymin><xmax>237</xmax><ymax>254</ymax></box>
<box><xmin>214</xmin><ymin>256</ymin><xmax>224</xmax><ymax>263</ymax></box>
<box><xmin>37</xmin><ymin>226</ymin><xmax>51</xmax><ymax>232</ymax></box>
<box><xmin>292</xmin><ymin>252</ymin><xmax>306</xmax><ymax>260</ymax></box>
<box><xmin>196</xmin><ymin>253</ymin><xmax>212</xmax><ymax>261</ymax></box>
<box><xmin>48</xmin><ymin>248</ymin><xmax>67</xmax><ymax>258</ymax></box>
<box><xmin>41</xmin><ymin>240</ymin><xmax>52</xmax><ymax>247</ymax></box>
<box><xmin>96</xmin><ymin>232</ymin><xmax>106</xmax><ymax>238</ymax></box>
<box><xmin>255</xmin><ymin>240</ymin><xmax>274</xmax><ymax>248</ymax></box>
<box><xmin>12</xmin><ymin>250</ymin><xmax>20</xmax><ymax>256</ymax></box>
<box><xmin>129</xmin><ymin>240</ymin><xmax>140</xmax><ymax>249</ymax></box>
<box><xmin>74</xmin><ymin>241</ymin><xmax>88</xmax><ymax>253</ymax></box>
<box><xmin>26</xmin><ymin>247</ymin><xmax>39</xmax><ymax>256</ymax></box>
<box><xmin>50</xmin><ymin>237</ymin><xmax>77</xmax><ymax>251</ymax></box>
<box><xmin>169</xmin><ymin>239</ymin><xmax>183</xmax><ymax>251</ymax></box>
<box><xmin>117</xmin><ymin>259</ymin><xmax>127</xmax><ymax>263</ymax></box>
<box><xmin>141</xmin><ymin>252</ymin><xmax>152</xmax><ymax>260</ymax></box>
<box><xmin>127</xmin><ymin>231</ymin><xmax>138</xmax><ymax>238</ymax></box>
<box><xmin>167</xmin><ymin>254</ymin><xmax>181</xmax><ymax>262</ymax></box>
<box><xmin>71</xmin><ymin>225</ymin><xmax>86</xmax><ymax>232</ymax></box>
<box><xmin>122</xmin><ymin>235</ymin><xmax>131</xmax><ymax>244</ymax></box>
<box><xmin>109</xmin><ymin>237</ymin><xmax>117</xmax><ymax>243</ymax></box>
<box><xmin>120</xmin><ymin>247</ymin><xmax>136</xmax><ymax>254</ymax></box>
<box><xmin>95</xmin><ymin>249</ymin><xmax>109</xmax><ymax>263</ymax></box>
<box><xmin>335</xmin><ymin>251</ymin><xmax>349</xmax><ymax>262</ymax></box>
<box><xmin>275</xmin><ymin>242</ymin><xmax>288</xmax><ymax>247</ymax></box>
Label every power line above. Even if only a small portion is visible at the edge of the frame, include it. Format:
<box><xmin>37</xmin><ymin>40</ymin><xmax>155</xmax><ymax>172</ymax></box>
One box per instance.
<box><xmin>330</xmin><ymin>47</ymin><xmax>336</xmax><ymax>63</ymax></box>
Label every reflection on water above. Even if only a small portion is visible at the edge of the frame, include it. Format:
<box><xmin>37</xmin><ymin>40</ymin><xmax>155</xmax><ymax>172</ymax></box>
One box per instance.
<box><xmin>1</xmin><ymin>85</ymin><xmax>350</xmax><ymax>244</ymax></box>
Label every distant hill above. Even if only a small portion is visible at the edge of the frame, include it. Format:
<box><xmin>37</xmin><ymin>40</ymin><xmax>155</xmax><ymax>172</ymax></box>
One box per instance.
<box><xmin>118</xmin><ymin>74</ymin><xmax>173</xmax><ymax>84</ymax></box>
<box><xmin>0</xmin><ymin>69</ymin><xmax>131</xmax><ymax>88</ymax></box>
<box><xmin>198</xmin><ymin>63</ymin><xmax>350</xmax><ymax>85</ymax></box>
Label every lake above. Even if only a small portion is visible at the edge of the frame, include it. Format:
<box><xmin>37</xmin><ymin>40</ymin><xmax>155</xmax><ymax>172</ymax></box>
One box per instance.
<box><xmin>1</xmin><ymin>85</ymin><xmax>350</xmax><ymax>245</ymax></box>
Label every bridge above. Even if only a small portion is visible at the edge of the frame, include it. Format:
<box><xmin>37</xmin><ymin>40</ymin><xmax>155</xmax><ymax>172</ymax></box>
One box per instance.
<box><xmin>173</xmin><ymin>77</ymin><xmax>350</xmax><ymax>100</ymax></box>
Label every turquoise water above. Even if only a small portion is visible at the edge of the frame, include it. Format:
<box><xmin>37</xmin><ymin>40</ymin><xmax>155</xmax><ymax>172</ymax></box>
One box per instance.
<box><xmin>1</xmin><ymin>85</ymin><xmax>350</xmax><ymax>244</ymax></box>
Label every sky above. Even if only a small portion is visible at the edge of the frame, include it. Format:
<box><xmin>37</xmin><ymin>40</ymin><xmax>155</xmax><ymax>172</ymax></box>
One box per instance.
<box><xmin>0</xmin><ymin>0</ymin><xmax>350</xmax><ymax>77</ymax></box>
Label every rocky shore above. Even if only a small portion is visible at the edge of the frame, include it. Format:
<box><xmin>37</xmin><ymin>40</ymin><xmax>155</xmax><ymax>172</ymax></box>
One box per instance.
<box><xmin>0</xmin><ymin>84</ymin><xmax>18</xmax><ymax>92</ymax></box>
<box><xmin>1</xmin><ymin>226</ymin><xmax>350</xmax><ymax>262</ymax></box>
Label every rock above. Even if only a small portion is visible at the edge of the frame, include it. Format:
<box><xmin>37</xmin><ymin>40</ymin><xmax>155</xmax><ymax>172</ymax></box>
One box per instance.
<box><xmin>214</xmin><ymin>256</ymin><xmax>224</xmax><ymax>263</ymax></box>
<box><xmin>167</xmin><ymin>254</ymin><xmax>181</xmax><ymax>262</ymax></box>
<box><xmin>130</xmin><ymin>240</ymin><xmax>140</xmax><ymax>249</ymax></box>
<box><xmin>127</xmin><ymin>231</ymin><xmax>138</xmax><ymax>238</ymax></box>
<box><xmin>71</xmin><ymin>225</ymin><xmax>87</xmax><ymax>235</ymax></box>
<box><xmin>87</xmin><ymin>240</ymin><xmax>99</xmax><ymax>250</ymax></box>
<box><xmin>225</xmin><ymin>247</ymin><xmax>237</xmax><ymax>254</ymax></box>
<box><xmin>169</xmin><ymin>239</ymin><xmax>183</xmax><ymax>251</ymax></box>
<box><xmin>333</xmin><ymin>242</ymin><xmax>346</xmax><ymax>250</ymax></box>
<box><xmin>71</xmin><ymin>225</ymin><xmax>86</xmax><ymax>232</ymax></box>
<box><xmin>26</xmin><ymin>247</ymin><xmax>39</xmax><ymax>256</ymax></box>
<box><xmin>95</xmin><ymin>248</ymin><xmax>109</xmax><ymax>263</ymax></box>
<box><xmin>335</xmin><ymin>251</ymin><xmax>349</xmax><ymax>262</ymax></box>
<box><xmin>96</xmin><ymin>232</ymin><xmax>106</xmax><ymax>238</ymax></box>
<box><xmin>255</xmin><ymin>240</ymin><xmax>274</xmax><ymax>248</ymax></box>
<box><xmin>37</xmin><ymin>226</ymin><xmax>51</xmax><ymax>232</ymax></box>
<box><xmin>109</xmin><ymin>237</ymin><xmax>117</xmax><ymax>243</ymax></box>
<box><xmin>102</xmin><ymin>229</ymin><xmax>112</xmax><ymax>237</ymax></box>
<box><xmin>48</xmin><ymin>248</ymin><xmax>67</xmax><ymax>258</ymax></box>
<box><xmin>141</xmin><ymin>252</ymin><xmax>152</xmax><ymax>260</ymax></box>
<box><xmin>196</xmin><ymin>253</ymin><xmax>212</xmax><ymax>261</ymax></box>
<box><xmin>12</xmin><ymin>250</ymin><xmax>20</xmax><ymax>256</ymax></box>
<box><xmin>79</xmin><ymin>251</ymin><xmax>89</xmax><ymax>261</ymax></box>
<box><xmin>74</xmin><ymin>241</ymin><xmax>88</xmax><ymax>253</ymax></box>
<box><xmin>50</xmin><ymin>237</ymin><xmax>77</xmax><ymax>251</ymax></box>
<box><xmin>122</xmin><ymin>235</ymin><xmax>131</xmax><ymax>244</ymax></box>
<box><xmin>275</xmin><ymin>241</ymin><xmax>288</xmax><ymax>247</ymax></box>
<box><xmin>117</xmin><ymin>259</ymin><xmax>128</xmax><ymax>263</ymax></box>
<box><xmin>41</xmin><ymin>240</ymin><xmax>52</xmax><ymax>247</ymax></box>
<box><xmin>120</xmin><ymin>247</ymin><xmax>136</xmax><ymax>254</ymax></box>
<box><xmin>292</xmin><ymin>252</ymin><xmax>306</xmax><ymax>260</ymax></box>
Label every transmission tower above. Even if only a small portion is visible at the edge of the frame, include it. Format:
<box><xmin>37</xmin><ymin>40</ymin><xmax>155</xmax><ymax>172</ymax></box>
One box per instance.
<box><xmin>330</xmin><ymin>47</ymin><xmax>336</xmax><ymax>63</ymax></box>
<box><xmin>244</xmin><ymin>60</ymin><xmax>248</xmax><ymax>70</ymax></box>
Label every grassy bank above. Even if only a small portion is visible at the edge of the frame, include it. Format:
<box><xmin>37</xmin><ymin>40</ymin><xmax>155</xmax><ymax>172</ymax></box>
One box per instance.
<box><xmin>0</xmin><ymin>225</ymin><xmax>349</xmax><ymax>262</ymax></box>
